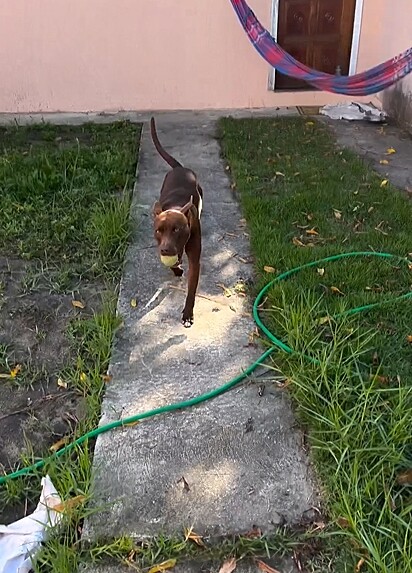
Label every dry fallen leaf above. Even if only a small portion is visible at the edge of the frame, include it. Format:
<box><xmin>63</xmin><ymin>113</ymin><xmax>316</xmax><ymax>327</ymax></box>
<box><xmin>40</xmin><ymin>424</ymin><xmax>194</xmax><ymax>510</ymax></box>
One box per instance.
<box><xmin>275</xmin><ymin>171</ymin><xmax>285</xmax><ymax>177</ymax></box>
<box><xmin>386</xmin><ymin>147</ymin><xmax>396</xmax><ymax>155</ymax></box>
<box><xmin>379</xmin><ymin>159</ymin><xmax>389</xmax><ymax>165</ymax></box>
<box><xmin>356</xmin><ymin>557</ymin><xmax>365</xmax><ymax>572</ymax></box>
<box><xmin>10</xmin><ymin>365</ymin><xmax>22</xmax><ymax>378</ymax></box>
<box><xmin>333</xmin><ymin>209</ymin><xmax>342</xmax><ymax>220</ymax></box>
<box><xmin>57</xmin><ymin>377</ymin><xmax>68</xmax><ymax>389</ymax></box>
<box><xmin>370</xmin><ymin>374</ymin><xmax>389</xmax><ymax>385</ymax></box>
<box><xmin>184</xmin><ymin>527</ymin><xmax>205</xmax><ymax>547</ymax></box>
<box><xmin>217</xmin><ymin>283</ymin><xmax>232</xmax><ymax>297</ymax></box>
<box><xmin>407</xmin><ymin>335</ymin><xmax>412</xmax><ymax>344</ymax></box>
<box><xmin>306</xmin><ymin>121</ymin><xmax>314</xmax><ymax>126</ymax></box>
<box><xmin>256</xmin><ymin>559</ymin><xmax>281</xmax><ymax>573</ymax></box>
<box><xmin>126</xmin><ymin>550</ymin><xmax>136</xmax><ymax>563</ymax></box>
<box><xmin>306</xmin><ymin>228</ymin><xmax>319</xmax><ymax>236</ymax></box>
<box><xmin>53</xmin><ymin>494</ymin><xmax>86</xmax><ymax>513</ymax></box>
<box><xmin>292</xmin><ymin>237</ymin><xmax>305</xmax><ymax>247</ymax></box>
<box><xmin>317</xmin><ymin>268</ymin><xmax>325</xmax><ymax>277</ymax></box>
<box><xmin>380</xmin><ymin>179</ymin><xmax>389</xmax><ymax>187</ymax></box>
<box><xmin>331</xmin><ymin>286</ymin><xmax>345</xmax><ymax>296</ymax></box>
<box><xmin>264</xmin><ymin>266</ymin><xmax>276</xmax><ymax>273</ymax></box>
<box><xmin>148</xmin><ymin>559</ymin><xmax>177</xmax><ymax>573</ymax></box>
<box><xmin>71</xmin><ymin>300</ymin><xmax>85</xmax><ymax>309</ymax></box>
<box><xmin>337</xmin><ymin>516</ymin><xmax>350</xmax><ymax>528</ymax></box>
<box><xmin>311</xmin><ymin>521</ymin><xmax>326</xmax><ymax>532</ymax></box>
<box><xmin>318</xmin><ymin>316</ymin><xmax>330</xmax><ymax>326</ymax></box>
<box><xmin>244</xmin><ymin>525</ymin><xmax>262</xmax><ymax>538</ymax></box>
<box><xmin>218</xmin><ymin>558</ymin><xmax>237</xmax><ymax>573</ymax></box>
<box><xmin>130</xmin><ymin>298</ymin><xmax>138</xmax><ymax>308</ymax></box>
<box><xmin>102</xmin><ymin>374</ymin><xmax>112</xmax><ymax>383</ymax></box>
<box><xmin>396</xmin><ymin>469</ymin><xmax>412</xmax><ymax>485</ymax></box>
<box><xmin>177</xmin><ymin>476</ymin><xmax>190</xmax><ymax>492</ymax></box>
<box><xmin>50</xmin><ymin>437</ymin><xmax>70</xmax><ymax>453</ymax></box>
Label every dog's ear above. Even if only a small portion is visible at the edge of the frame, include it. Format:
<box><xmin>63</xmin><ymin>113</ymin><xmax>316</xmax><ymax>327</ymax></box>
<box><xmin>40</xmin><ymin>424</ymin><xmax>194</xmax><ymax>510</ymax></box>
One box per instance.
<box><xmin>180</xmin><ymin>196</ymin><xmax>193</xmax><ymax>215</ymax></box>
<box><xmin>153</xmin><ymin>201</ymin><xmax>162</xmax><ymax>217</ymax></box>
<box><xmin>181</xmin><ymin>196</ymin><xmax>198</xmax><ymax>223</ymax></box>
<box><xmin>181</xmin><ymin>196</ymin><xmax>197</xmax><ymax>217</ymax></box>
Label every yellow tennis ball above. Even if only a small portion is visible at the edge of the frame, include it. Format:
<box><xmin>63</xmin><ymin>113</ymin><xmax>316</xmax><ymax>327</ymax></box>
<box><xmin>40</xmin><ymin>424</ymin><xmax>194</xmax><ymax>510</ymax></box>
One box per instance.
<box><xmin>160</xmin><ymin>255</ymin><xmax>179</xmax><ymax>267</ymax></box>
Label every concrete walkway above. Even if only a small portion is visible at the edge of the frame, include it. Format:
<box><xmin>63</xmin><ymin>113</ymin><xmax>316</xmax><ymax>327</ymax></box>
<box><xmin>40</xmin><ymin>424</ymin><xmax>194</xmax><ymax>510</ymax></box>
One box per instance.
<box><xmin>83</xmin><ymin>112</ymin><xmax>318</xmax><ymax>571</ymax></box>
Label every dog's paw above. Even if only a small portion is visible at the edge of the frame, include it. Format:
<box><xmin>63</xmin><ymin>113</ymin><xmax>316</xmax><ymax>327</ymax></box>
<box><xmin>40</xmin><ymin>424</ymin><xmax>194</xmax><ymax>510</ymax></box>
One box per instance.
<box><xmin>181</xmin><ymin>312</ymin><xmax>193</xmax><ymax>328</ymax></box>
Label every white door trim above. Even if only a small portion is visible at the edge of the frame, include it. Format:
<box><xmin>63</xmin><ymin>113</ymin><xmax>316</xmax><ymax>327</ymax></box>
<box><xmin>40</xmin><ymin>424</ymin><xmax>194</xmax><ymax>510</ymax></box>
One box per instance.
<box><xmin>268</xmin><ymin>0</ymin><xmax>365</xmax><ymax>90</ymax></box>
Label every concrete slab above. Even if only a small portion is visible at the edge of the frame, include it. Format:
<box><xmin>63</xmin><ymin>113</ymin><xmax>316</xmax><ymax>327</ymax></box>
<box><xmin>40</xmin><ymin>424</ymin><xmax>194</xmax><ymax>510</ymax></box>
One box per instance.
<box><xmin>82</xmin><ymin>115</ymin><xmax>318</xmax><ymax>545</ymax></box>
<box><xmin>320</xmin><ymin>118</ymin><xmax>412</xmax><ymax>191</ymax></box>
<box><xmin>0</xmin><ymin>107</ymin><xmax>298</xmax><ymax>126</ymax></box>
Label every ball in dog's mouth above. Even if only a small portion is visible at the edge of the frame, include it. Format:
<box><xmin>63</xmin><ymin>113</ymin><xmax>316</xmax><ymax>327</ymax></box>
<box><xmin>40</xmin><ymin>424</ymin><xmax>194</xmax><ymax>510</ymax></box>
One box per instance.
<box><xmin>160</xmin><ymin>254</ymin><xmax>179</xmax><ymax>267</ymax></box>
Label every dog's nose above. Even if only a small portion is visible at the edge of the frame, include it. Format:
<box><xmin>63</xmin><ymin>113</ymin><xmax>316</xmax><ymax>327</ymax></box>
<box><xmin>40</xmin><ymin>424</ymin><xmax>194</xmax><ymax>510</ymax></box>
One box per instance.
<box><xmin>160</xmin><ymin>247</ymin><xmax>176</xmax><ymax>256</ymax></box>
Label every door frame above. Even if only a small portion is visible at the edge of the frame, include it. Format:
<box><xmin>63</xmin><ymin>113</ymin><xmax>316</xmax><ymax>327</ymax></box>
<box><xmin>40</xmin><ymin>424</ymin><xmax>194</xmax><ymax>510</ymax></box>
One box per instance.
<box><xmin>268</xmin><ymin>0</ymin><xmax>364</xmax><ymax>90</ymax></box>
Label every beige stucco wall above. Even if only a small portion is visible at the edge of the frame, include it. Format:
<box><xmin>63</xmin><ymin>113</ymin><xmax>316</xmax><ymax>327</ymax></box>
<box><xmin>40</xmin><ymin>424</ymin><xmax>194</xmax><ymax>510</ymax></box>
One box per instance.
<box><xmin>379</xmin><ymin>0</ymin><xmax>412</xmax><ymax>130</ymax></box>
<box><xmin>0</xmin><ymin>0</ymin><xmax>387</xmax><ymax>113</ymax></box>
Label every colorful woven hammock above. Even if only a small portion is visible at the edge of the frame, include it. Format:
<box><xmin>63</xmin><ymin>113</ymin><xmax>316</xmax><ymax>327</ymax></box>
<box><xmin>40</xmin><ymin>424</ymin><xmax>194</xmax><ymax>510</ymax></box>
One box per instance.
<box><xmin>230</xmin><ymin>0</ymin><xmax>412</xmax><ymax>95</ymax></box>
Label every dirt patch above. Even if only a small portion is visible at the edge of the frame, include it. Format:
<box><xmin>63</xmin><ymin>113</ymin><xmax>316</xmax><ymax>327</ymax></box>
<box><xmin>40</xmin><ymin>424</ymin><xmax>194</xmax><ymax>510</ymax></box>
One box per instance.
<box><xmin>0</xmin><ymin>257</ymin><xmax>107</xmax><ymax>518</ymax></box>
<box><xmin>0</xmin><ymin>120</ymin><xmax>138</xmax><ymax>526</ymax></box>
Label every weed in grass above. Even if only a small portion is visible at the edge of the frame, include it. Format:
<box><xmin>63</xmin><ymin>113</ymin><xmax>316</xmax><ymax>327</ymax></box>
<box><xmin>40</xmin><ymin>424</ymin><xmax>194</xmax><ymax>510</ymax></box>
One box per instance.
<box><xmin>0</xmin><ymin>343</ymin><xmax>10</xmax><ymax>369</ymax></box>
<box><xmin>26</xmin><ymin>300</ymin><xmax>123</xmax><ymax>570</ymax></box>
<box><xmin>220</xmin><ymin>116</ymin><xmax>412</xmax><ymax>573</ymax></box>
<box><xmin>0</xmin><ymin>474</ymin><xmax>33</xmax><ymax>508</ymax></box>
<box><xmin>34</xmin><ymin>537</ymin><xmax>80</xmax><ymax>573</ymax></box>
<box><xmin>88</xmin><ymin>189</ymin><xmax>133</xmax><ymax>276</ymax></box>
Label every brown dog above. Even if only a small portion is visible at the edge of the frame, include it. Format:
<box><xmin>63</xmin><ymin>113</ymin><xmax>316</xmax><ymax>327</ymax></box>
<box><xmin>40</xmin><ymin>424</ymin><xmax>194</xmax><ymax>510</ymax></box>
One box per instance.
<box><xmin>150</xmin><ymin>117</ymin><xmax>203</xmax><ymax>327</ymax></box>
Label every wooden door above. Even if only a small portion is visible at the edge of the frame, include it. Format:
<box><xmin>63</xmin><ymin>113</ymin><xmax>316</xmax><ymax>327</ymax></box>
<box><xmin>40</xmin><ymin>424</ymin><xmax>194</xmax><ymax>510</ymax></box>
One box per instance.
<box><xmin>276</xmin><ymin>0</ymin><xmax>356</xmax><ymax>90</ymax></box>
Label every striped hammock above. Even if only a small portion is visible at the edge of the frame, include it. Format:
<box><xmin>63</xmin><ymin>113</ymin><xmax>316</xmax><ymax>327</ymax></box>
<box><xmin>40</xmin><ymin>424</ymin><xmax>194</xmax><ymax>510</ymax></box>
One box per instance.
<box><xmin>230</xmin><ymin>0</ymin><xmax>412</xmax><ymax>96</ymax></box>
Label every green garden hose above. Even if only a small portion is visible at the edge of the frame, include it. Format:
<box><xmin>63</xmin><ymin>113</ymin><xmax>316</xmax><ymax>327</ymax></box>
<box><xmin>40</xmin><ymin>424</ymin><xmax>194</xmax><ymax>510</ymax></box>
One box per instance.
<box><xmin>1</xmin><ymin>251</ymin><xmax>411</xmax><ymax>486</ymax></box>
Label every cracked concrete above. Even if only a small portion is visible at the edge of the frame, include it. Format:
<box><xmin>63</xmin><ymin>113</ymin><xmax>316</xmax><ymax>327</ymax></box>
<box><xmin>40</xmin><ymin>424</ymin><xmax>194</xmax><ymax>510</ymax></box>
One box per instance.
<box><xmin>321</xmin><ymin>117</ymin><xmax>412</xmax><ymax>191</ymax></box>
<box><xmin>81</xmin><ymin>111</ymin><xmax>318</xmax><ymax>562</ymax></box>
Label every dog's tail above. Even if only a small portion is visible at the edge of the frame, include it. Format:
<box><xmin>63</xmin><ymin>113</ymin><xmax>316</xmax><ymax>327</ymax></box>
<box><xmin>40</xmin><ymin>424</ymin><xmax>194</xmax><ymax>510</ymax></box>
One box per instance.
<box><xmin>150</xmin><ymin>117</ymin><xmax>182</xmax><ymax>169</ymax></box>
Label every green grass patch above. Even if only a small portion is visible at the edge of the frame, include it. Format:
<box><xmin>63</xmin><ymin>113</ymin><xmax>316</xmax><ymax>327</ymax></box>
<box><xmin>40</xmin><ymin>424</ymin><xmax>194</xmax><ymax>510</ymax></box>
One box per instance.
<box><xmin>0</xmin><ymin>121</ymin><xmax>139</xmax><ymax>277</ymax></box>
<box><xmin>0</xmin><ymin>121</ymin><xmax>140</xmax><ymax>571</ymax></box>
<box><xmin>219</xmin><ymin>117</ymin><xmax>412</xmax><ymax>573</ymax></box>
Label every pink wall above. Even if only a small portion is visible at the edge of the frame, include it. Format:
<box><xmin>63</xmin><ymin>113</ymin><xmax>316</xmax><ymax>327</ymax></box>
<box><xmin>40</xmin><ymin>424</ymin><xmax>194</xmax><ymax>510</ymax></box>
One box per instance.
<box><xmin>379</xmin><ymin>0</ymin><xmax>412</xmax><ymax>125</ymax></box>
<box><xmin>0</xmin><ymin>0</ymin><xmax>388</xmax><ymax>113</ymax></box>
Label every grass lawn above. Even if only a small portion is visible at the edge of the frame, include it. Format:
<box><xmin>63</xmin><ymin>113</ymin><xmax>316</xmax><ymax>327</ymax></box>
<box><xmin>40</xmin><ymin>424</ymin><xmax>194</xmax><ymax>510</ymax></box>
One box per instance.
<box><xmin>2</xmin><ymin>116</ymin><xmax>411</xmax><ymax>573</ymax></box>
<box><xmin>219</xmin><ymin>117</ymin><xmax>412</xmax><ymax>573</ymax></box>
<box><xmin>0</xmin><ymin>121</ymin><xmax>139</xmax><ymax>570</ymax></box>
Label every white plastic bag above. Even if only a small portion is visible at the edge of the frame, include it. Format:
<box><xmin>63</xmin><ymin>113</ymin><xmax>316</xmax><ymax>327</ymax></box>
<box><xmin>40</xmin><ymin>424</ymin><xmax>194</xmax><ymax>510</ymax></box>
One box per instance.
<box><xmin>320</xmin><ymin>102</ymin><xmax>387</xmax><ymax>122</ymax></box>
<box><xmin>0</xmin><ymin>475</ymin><xmax>62</xmax><ymax>573</ymax></box>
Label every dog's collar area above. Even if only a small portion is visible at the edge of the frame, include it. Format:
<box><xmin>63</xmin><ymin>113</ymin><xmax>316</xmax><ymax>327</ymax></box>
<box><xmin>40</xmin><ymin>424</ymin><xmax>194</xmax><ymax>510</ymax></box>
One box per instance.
<box><xmin>162</xmin><ymin>209</ymin><xmax>183</xmax><ymax>215</ymax></box>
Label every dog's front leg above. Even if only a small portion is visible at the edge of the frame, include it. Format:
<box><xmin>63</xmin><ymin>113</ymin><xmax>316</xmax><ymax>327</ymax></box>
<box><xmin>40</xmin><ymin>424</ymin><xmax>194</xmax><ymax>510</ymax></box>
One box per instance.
<box><xmin>182</xmin><ymin>231</ymin><xmax>201</xmax><ymax>327</ymax></box>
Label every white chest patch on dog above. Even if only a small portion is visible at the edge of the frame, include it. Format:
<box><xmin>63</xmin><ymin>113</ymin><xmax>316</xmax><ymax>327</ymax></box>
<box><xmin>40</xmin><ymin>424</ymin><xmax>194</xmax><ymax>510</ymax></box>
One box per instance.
<box><xmin>197</xmin><ymin>194</ymin><xmax>203</xmax><ymax>219</ymax></box>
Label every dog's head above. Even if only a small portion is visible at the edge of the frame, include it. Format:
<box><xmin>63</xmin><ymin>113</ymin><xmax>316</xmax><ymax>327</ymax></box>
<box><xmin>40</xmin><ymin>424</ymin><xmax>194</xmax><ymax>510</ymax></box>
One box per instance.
<box><xmin>153</xmin><ymin>197</ymin><xmax>197</xmax><ymax>257</ymax></box>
